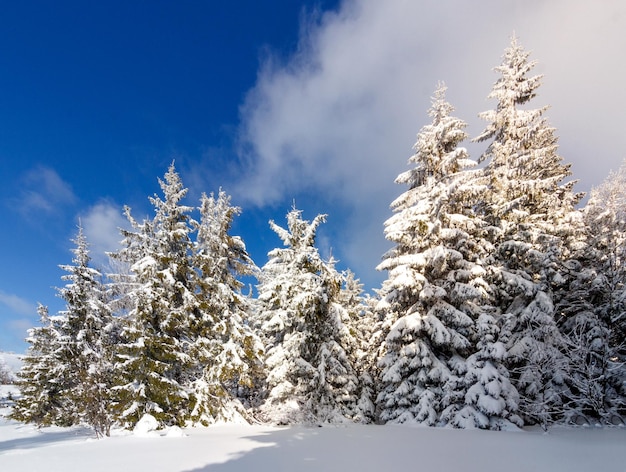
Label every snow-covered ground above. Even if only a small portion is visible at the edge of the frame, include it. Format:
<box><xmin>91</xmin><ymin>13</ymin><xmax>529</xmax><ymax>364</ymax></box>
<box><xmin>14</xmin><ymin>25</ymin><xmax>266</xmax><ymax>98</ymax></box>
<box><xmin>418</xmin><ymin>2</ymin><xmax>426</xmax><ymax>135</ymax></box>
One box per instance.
<box><xmin>1</xmin><ymin>404</ymin><xmax>625</xmax><ymax>472</ymax></box>
<box><xmin>1</xmin><ymin>350</ymin><xmax>624</xmax><ymax>472</ymax></box>
<box><xmin>1</xmin><ymin>351</ymin><xmax>625</xmax><ymax>471</ymax></box>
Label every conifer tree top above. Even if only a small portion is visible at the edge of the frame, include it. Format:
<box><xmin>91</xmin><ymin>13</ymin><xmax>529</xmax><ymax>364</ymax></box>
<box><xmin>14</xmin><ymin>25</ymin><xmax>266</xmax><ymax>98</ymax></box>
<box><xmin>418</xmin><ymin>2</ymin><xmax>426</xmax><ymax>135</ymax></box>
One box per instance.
<box><xmin>474</xmin><ymin>35</ymin><xmax>545</xmax><ymax>149</ymax></box>
<box><xmin>269</xmin><ymin>206</ymin><xmax>327</xmax><ymax>251</ymax></box>
<box><xmin>395</xmin><ymin>83</ymin><xmax>469</xmax><ymax>189</ymax></box>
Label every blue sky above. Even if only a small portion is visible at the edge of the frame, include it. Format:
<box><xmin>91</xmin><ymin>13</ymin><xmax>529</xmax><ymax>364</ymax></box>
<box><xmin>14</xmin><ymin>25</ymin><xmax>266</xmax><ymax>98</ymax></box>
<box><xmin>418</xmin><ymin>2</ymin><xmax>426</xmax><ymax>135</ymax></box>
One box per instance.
<box><xmin>2</xmin><ymin>0</ymin><xmax>626</xmax><ymax>353</ymax></box>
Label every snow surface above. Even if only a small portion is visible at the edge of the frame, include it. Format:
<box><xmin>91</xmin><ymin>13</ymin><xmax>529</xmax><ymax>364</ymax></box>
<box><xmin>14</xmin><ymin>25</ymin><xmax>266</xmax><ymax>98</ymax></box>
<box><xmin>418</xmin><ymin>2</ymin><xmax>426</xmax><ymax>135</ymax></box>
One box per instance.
<box><xmin>1</xmin><ymin>407</ymin><xmax>624</xmax><ymax>472</ymax></box>
<box><xmin>1</xmin><ymin>349</ymin><xmax>623</xmax><ymax>471</ymax></box>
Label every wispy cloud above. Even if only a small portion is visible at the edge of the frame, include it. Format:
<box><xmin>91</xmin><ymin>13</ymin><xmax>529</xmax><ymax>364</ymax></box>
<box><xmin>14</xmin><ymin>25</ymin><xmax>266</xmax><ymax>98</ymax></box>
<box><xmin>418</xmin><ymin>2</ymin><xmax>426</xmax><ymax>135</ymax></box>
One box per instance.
<box><xmin>16</xmin><ymin>165</ymin><xmax>77</xmax><ymax>217</ymax></box>
<box><xmin>232</xmin><ymin>0</ymin><xmax>626</xmax><ymax>287</ymax></box>
<box><xmin>0</xmin><ymin>290</ymin><xmax>36</xmax><ymax>316</ymax></box>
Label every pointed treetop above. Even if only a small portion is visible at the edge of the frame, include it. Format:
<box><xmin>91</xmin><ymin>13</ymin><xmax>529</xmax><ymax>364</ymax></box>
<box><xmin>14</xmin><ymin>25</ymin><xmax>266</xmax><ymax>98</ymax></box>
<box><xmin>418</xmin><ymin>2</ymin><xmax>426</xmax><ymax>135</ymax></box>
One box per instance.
<box><xmin>269</xmin><ymin>207</ymin><xmax>327</xmax><ymax>251</ymax></box>
<box><xmin>428</xmin><ymin>81</ymin><xmax>454</xmax><ymax>125</ymax></box>
<box><xmin>491</xmin><ymin>34</ymin><xmax>542</xmax><ymax>109</ymax></box>
<box><xmin>198</xmin><ymin>188</ymin><xmax>241</xmax><ymax>239</ymax></box>
<box><xmin>473</xmin><ymin>34</ymin><xmax>547</xmax><ymax>164</ymax></box>
<box><xmin>397</xmin><ymin>82</ymin><xmax>470</xmax><ymax>191</ymax></box>
<box><xmin>69</xmin><ymin>221</ymin><xmax>90</xmax><ymax>269</ymax></box>
<box><xmin>154</xmin><ymin>161</ymin><xmax>189</xmax><ymax>210</ymax></box>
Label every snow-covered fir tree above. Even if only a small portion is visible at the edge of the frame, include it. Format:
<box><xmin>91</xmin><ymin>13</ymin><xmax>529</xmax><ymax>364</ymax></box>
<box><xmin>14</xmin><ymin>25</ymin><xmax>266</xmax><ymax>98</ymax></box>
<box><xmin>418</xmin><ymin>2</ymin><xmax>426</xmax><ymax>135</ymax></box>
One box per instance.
<box><xmin>54</xmin><ymin>224</ymin><xmax>115</xmax><ymax>436</ymax></box>
<box><xmin>557</xmin><ymin>163</ymin><xmax>626</xmax><ymax>424</ymax></box>
<box><xmin>473</xmin><ymin>36</ymin><xmax>580</xmax><ymax>425</ymax></box>
<box><xmin>474</xmin><ymin>36</ymin><xmax>581</xmax><ymax>228</ymax></box>
<box><xmin>449</xmin><ymin>313</ymin><xmax>522</xmax><ymax>429</ymax></box>
<box><xmin>255</xmin><ymin>207</ymin><xmax>361</xmax><ymax>424</ymax></box>
<box><xmin>376</xmin><ymin>83</ymin><xmax>518</xmax><ymax>428</ymax></box>
<box><xmin>336</xmin><ymin>270</ymin><xmax>377</xmax><ymax>423</ymax></box>
<box><xmin>502</xmin><ymin>292</ymin><xmax>569</xmax><ymax>429</ymax></box>
<box><xmin>13</xmin><ymin>226</ymin><xmax>115</xmax><ymax>435</ymax></box>
<box><xmin>11</xmin><ymin>305</ymin><xmax>67</xmax><ymax>426</ymax></box>
<box><xmin>110</xmin><ymin>163</ymin><xmax>196</xmax><ymax>428</ymax></box>
<box><xmin>187</xmin><ymin>190</ymin><xmax>265</xmax><ymax>425</ymax></box>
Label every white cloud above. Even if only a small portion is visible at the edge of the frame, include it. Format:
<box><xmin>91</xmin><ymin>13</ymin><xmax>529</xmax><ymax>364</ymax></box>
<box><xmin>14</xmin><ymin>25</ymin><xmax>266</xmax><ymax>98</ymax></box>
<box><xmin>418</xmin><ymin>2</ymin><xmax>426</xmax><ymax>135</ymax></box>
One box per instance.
<box><xmin>18</xmin><ymin>165</ymin><xmax>77</xmax><ymax>216</ymax></box>
<box><xmin>80</xmin><ymin>201</ymin><xmax>129</xmax><ymax>269</ymax></box>
<box><xmin>0</xmin><ymin>290</ymin><xmax>35</xmax><ymax>316</ymax></box>
<box><xmin>233</xmin><ymin>0</ymin><xmax>626</xmax><ymax>287</ymax></box>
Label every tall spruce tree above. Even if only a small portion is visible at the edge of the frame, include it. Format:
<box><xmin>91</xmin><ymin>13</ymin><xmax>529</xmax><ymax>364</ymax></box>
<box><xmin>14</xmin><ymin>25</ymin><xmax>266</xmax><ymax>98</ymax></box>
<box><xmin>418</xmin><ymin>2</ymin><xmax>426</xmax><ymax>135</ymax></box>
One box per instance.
<box><xmin>557</xmin><ymin>163</ymin><xmax>626</xmax><ymax>424</ymax></box>
<box><xmin>473</xmin><ymin>36</ymin><xmax>580</xmax><ymax>425</ymax></box>
<box><xmin>12</xmin><ymin>227</ymin><xmax>114</xmax><ymax>435</ymax></box>
<box><xmin>110</xmin><ymin>163</ymin><xmax>196</xmax><ymax>428</ymax></box>
<box><xmin>255</xmin><ymin>207</ymin><xmax>360</xmax><ymax>424</ymax></box>
<box><xmin>11</xmin><ymin>305</ymin><xmax>66</xmax><ymax>426</ymax></box>
<box><xmin>337</xmin><ymin>270</ymin><xmax>377</xmax><ymax>423</ymax></box>
<box><xmin>376</xmin><ymin>84</ymin><xmax>518</xmax><ymax>428</ymax></box>
<box><xmin>188</xmin><ymin>190</ymin><xmax>265</xmax><ymax>424</ymax></box>
<box><xmin>55</xmin><ymin>224</ymin><xmax>115</xmax><ymax>436</ymax></box>
<box><xmin>474</xmin><ymin>36</ymin><xmax>580</xmax><ymax>227</ymax></box>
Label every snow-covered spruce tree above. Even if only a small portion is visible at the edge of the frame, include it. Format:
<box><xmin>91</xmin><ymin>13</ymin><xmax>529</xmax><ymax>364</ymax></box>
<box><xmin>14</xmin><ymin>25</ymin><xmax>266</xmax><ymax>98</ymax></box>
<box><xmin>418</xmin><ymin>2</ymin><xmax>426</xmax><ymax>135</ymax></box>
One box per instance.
<box><xmin>557</xmin><ymin>163</ymin><xmax>626</xmax><ymax>424</ymax></box>
<box><xmin>474</xmin><ymin>36</ymin><xmax>581</xmax><ymax>231</ymax></box>
<box><xmin>255</xmin><ymin>208</ymin><xmax>360</xmax><ymax>424</ymax></box>
<box><xmin>187</xmin><ymin>190</ymin><xmax>265</xmax><ymax>425</ymax></box>
<box><xmin>453</xmin><ymin>312</ymin><xmax>521</xmax><ymax>429</ymax></box>
<box><xmin>53</xmin><ymin>224</ymin><xmax>115</xmax><ymax>436</ymax></box>
<box><xmin>335</xmin><ymin>269</ymin><xmax>377</xmax><ymax>423</ymax></box>
<box><xmin>502</xmin><ymin>292</ymin><xmax>570</xmax><ymax>430</ymax></box>
<box><xmin>376</xmin><ymin>83</ymin><xmax>519</xmax><ymax>428</ymax></box>
<box><xmin>110</xmin><ymin>163</ymin><xmax>196</xmax><ymax>428</ymax></box>
<box><xmin>16</xmin><ymin>224</ymin><xmax>116</xmax><ymax>434</ymax></box>
<box><xmin>473</xmin><ymin>36</ymin><xmax>580</xmax><ymax>426</ymax></box>
<box><xmin>11</xmin><ymin>305</ymin><xmax>67</xmax><ymax>426</ymax></box>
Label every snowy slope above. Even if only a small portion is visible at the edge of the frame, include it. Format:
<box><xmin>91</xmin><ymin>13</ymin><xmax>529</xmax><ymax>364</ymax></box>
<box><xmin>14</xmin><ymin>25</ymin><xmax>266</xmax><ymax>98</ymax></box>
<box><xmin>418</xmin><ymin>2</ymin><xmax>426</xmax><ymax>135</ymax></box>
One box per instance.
<box><xmin>0</xmin><ymin>416</ymin><xmax>624</xmax><ymax>472</ymax></box>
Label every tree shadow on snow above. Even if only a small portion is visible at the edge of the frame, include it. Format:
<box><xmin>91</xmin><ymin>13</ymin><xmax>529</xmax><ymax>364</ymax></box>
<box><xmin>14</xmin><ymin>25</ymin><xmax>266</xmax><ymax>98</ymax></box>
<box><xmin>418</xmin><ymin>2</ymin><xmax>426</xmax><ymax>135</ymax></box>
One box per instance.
<box><xmin>182</xmin><ymin>425</ymin><xmax>407</xmax><ymax>472</ymax></box>
<box><xmin>0</xmin><ymin>424</ymin><xmax>94</xmax><ymax>454</ymax></box>
<box><xmin>181</xmin><ymin>424</ymin><xmax>626</xmax><ymax>472</ymax></box>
